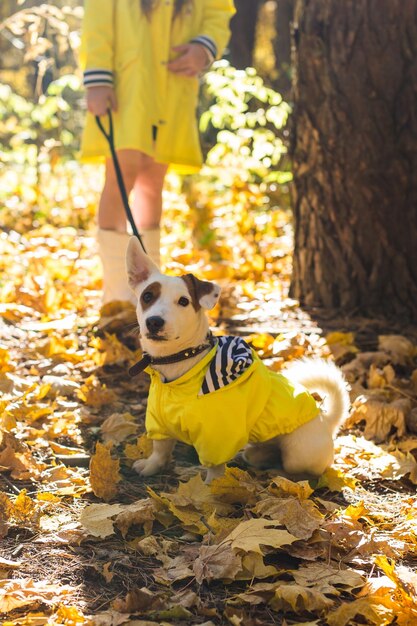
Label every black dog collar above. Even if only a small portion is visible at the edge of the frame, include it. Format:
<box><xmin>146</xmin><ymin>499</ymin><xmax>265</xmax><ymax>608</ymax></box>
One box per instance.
<box><xmin>129</xmin><ymin>333</ymin><xmax>216</xmax><ymax>377</ymax></box>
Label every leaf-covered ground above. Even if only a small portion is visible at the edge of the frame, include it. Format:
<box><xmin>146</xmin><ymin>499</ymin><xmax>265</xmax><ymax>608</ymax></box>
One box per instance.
<box><xmin>1</xmin><ymin>167</ymin><xmax>417</xmax><ymax>626</ymax></box>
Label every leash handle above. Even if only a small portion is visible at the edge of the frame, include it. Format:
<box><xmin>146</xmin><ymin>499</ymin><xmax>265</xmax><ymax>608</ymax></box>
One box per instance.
<box><xmin>95</xmin><ymin>111</ymin><xmax>146</xmax><ymax>253</ymax></box>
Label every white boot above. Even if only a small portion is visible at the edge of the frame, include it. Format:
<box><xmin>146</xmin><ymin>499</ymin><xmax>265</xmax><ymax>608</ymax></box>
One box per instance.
<box><xmin>97</xmin><ymin>228</ymin><xmax>135</xmax><ymax>304</ymax></box>
<box><xmin>140</xmin><ymin>226</ymin><xmax>161</xmax><ymax>268</ymax></box>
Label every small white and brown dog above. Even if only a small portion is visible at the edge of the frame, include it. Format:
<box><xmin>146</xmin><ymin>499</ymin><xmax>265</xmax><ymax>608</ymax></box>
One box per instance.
<box><xmin>126</xmin><ymin>237</ymin><xmax>350</xmax><ymax>483</ymax></box>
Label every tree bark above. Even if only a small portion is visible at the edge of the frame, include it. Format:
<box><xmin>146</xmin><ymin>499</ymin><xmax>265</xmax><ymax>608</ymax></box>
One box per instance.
<box><xmin>228</xmin><ymin>0</ymin><xmax>262</xmax><ymax>68</ymax></box>
<box><xmin>290</xmin><ymin>0</ymin><xmax>417</xmax><ymax>321</ymax></box>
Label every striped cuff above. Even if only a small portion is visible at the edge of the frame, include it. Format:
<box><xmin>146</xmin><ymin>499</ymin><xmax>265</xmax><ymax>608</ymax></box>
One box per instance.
<box><xmin>83</xmin><ymin>69</ymin><xmax>114</xmax><ymax>88</ymax></box>
<box><xmin>190</xmin><ymin>35</ymin><xmax>217</xmax><ymax>62</ymax></box>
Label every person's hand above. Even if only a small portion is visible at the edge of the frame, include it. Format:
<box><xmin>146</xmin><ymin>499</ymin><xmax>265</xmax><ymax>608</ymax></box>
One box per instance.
<box><xmin>86</xmin><ymin>85</ymin><xmax>117</xmax><ymax>116</ymax></box>
<box><xmin>167</xmin><ymin>43</ymin><xmax>211</xmax><ymax>77</ymax></box>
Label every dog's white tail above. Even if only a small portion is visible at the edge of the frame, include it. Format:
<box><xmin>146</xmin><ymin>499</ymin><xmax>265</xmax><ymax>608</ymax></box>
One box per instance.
<box><xmin>283</xmin><ymin>358</ymin><xmax>350</xmax><ymax>434</ymax></box>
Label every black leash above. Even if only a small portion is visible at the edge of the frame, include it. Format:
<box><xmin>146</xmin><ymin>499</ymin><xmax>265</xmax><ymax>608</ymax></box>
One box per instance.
<box><xmin>95</xmin><ymin>111</ymin><xmax>146</xmax><ymax>253</ymax></box>
<box><xmin>129</xmin><ymin>334</ymin><xmax>216</xmax><ymax>377</ymax></box>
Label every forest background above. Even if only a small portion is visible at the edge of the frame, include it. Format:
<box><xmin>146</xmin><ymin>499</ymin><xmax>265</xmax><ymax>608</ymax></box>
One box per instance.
<box><xmin>1</xmin><ymin>1</ymin><xmax>417</xmax><ymax>625</ymax></box>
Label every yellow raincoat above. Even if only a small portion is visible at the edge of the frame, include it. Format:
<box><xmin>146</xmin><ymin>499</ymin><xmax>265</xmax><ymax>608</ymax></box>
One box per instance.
<box><xmin>145</xmin><ymin>344</ymin><xmax>320</xmax><ymax>467</ymax></box>
<box><xmin>80</xmin><ymin>0</ymin><xmax>235</xmax><ymax>172</ymax></box>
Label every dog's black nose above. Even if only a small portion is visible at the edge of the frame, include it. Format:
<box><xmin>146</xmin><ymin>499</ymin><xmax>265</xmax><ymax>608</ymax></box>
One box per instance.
<box><xmin>146</xmin><ymin>316</ymin><xmax>165</xmax><ymax>333</ymax></box>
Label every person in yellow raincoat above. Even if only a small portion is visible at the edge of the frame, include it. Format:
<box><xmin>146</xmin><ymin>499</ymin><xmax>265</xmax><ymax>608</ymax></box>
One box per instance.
<box><xmin>80</xmin><ymin>0</ymin><xmax>235</xmax><ymax>303</ymax></box>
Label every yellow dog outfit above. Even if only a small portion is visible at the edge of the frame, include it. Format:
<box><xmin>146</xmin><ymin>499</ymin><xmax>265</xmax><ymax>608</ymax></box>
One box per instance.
<box><xmin>145</xmin><ymin>336</ymin><xmax>320</xmax><ymax>467</ymax></box>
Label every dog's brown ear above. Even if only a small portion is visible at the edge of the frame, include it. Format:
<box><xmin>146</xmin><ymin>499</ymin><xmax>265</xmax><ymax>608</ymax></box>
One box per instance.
<box><xmin>126</xmin><ymin>236</ymin><xmax>160</xmax><ymax>290</ymax></box>
<box><xmin>182</xmin><ymin>274</ymin><xmax>221</xmax><ymax>310</ymax></box>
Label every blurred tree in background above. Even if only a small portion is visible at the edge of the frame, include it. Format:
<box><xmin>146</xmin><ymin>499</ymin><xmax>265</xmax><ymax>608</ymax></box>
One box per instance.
<box><xmin>229</xmin><ymin>0</ymin><xmax>294</xmax><ymax>101</ymax></box>
<box><xmin>0</xmin><ymin>1</ymin><xmax>81</xmax><ymax>96</ymax></box>
<box><xmin>0</xmin><ymin>1</ymin><xmax>83</xmax><ymax>165</ymax></box>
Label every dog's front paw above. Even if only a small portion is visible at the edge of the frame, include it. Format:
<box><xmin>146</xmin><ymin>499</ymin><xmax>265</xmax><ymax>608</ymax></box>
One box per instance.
<box><xmin>133</xmin><ymin>457</ymin><xmax>164</xmax><ymax>477</ymax></box>
<box><xmin>205</xmin><ymin>464</ymin><xmax>225</xmax><ymax>484</ymax></box>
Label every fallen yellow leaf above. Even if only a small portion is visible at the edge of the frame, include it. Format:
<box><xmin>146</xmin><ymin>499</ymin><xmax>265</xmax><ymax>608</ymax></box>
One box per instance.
<box><xmin>222</xmin><ymin>517</ymin><xmax>297</xmax><ymax>554</ymax></box>
<box><xmin>100</xmin><ymin>412</ymin><xmax>138</xmax><ymax>444</ymax></box>
<box><xmin>79</xmin><ymin>503</ymin><xmax>124</xmax><ymax>538</ymax></box>
<box><xmin>89</xmin><ymin>442</ymin><xmax>121</xmax><ymax>501</ymax></box>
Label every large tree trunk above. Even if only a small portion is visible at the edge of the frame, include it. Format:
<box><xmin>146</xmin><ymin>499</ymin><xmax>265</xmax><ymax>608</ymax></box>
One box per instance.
<box><xmin>290</xmin><ymin>0</ymin><xmax>417</xmax><ymax>321</ymax></box>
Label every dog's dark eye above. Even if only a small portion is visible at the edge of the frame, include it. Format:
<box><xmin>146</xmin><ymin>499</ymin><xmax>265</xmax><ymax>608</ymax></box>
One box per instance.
<box><xmin>142</xmin><ymin>291</ymin><xmax>153</xmax><ymax>304</ymax></box>
<box><xmin>178</xmin><ymin>296</ymin><xmax>190</xmax><ymax>307</ymax></box>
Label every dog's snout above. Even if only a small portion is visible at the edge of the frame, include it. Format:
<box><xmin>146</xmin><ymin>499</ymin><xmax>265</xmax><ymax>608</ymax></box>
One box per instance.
<box><xmin>146</xmin><ymin>316</ymin><xmax>165</xmax><ymax>333</ymax></box>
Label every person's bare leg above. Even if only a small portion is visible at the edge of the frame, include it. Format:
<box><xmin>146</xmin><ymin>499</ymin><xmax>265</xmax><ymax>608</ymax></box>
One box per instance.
<box><xmin>98</xmin><ymin>149</ymin><xmax>152</xmax><ymax>231</ymax></box>
<box><xmin>132</xmin><ymin>159</ymin><xmax>168</xmax><ymax>266</ymax></box>
<box><xmin>97</xmin><ymin>149</ymin><xmax>150</xmax><ymax>302</ymax></box>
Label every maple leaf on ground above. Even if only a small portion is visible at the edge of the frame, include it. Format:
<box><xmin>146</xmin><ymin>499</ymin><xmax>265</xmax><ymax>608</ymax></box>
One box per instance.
<box><xmin>205</xmin><ymin>510</ymin><xmax>242</xmax><ymax>540</ymax></box>
<box><xmin>79</xmin><ymin>503</ymin><xmax>124</xmax><ymax>538</ymax></box>
<box><xmin>254</xmin><ymin>496</ymin><xmax>322</xmax><ymax>540</ymax></box>
<box><xmin>97</xmin><ymin>300</ymin><xmax>137</xmax><ymax>335</ymax></box>
<box><xmin>360</xmin><ymin>584</ymin><xmax>417</xmax><ymax>626</ymax></box>
<box><xmin>0</xmin><ymin>443</ymin><xmax>45</xmax><ymax>481</ymax></box>
<box><xmin>0</xmin><ymin>346</ymin><xmax>14</xmax><ymax>374</ymax></box>
<box><xmin>166</xmin><ymin>473</ymin><xmax>231</xmax><ymax>515</ymax></box>
<box><xmin>367</xmin><ymin>363</ymin><xmax>396</xmax><ymax>389</ymax></box>
<box><xmin>90</xmin><ymin>332</ymin><xmax>135</xmax><ymax>366</ymax></box>
<box><xmin>54</xmin><ymin>605</ymin><xmax>87</xmax><ymax>624</ymax></box>
<box><xmin>115</xmin><ymin>498</ymin><xmax>157</xmax><ymax>537</ymax></box>
<box><xmin>0</xmin><ymin>490</ymin><xmax>41</xmax><ymax>535</ymax></box>
<box><xmin>0</xmin><ymin>492</ymin><xmax>14</xmax><ymax>521</ymax></box>
<box><xmin>270</xmin><ymin>582</ymin><xmax>334</xmax><ymax>613</ymax></box>
<box><xmin>9</xmin><ymin>490</ymin><xmax>41</xmax><ymax>526</ymax></box>
<box><xmin>209</xmin><ymin>466</ymin><xmax>260</xmax><ymax>505</ymax></box>
<box><xmin>326</xmin><ymin>331</ymin><xmax>359</xmax><ymax>362</ymax></box>
<box><xmin>230</xmin><ymin>579</ymin><xmax>334</xmax><ymax>614</ymax></box>
<box><xmin>87</xmin><ymin>609</ymin><xmax>135</xmax><ymax>626</ymax></box>
<box><xmin>134</xmin><ymin>535</ymin><xmax>168</xmax><ymax>556</ymax></box>
<box><xmin>349</xmin><ymin>395</ymin><xmax>410</xmax><ymax>442</ymax></box>
<box><xmin>100</xmin><ymin>412</ymin><xmax>138</xmax><ymax>444</ymax></box>
<box><xmin>0</xmin><ymin>408</ymin><xmax>16</xmax><ymax>432</ymax></box>
<box><xmin>326</xmin><ymin>596</ymin><xmax>394</xmax><ymax>626</ymax></box>
<box><xmin>40</xmin><ymin>464</ymin><xmax>89</xmax><ymax>497</ymax></box>
<box><xmin>374</xmin><ymin>555</ymin><xmax>417</xmax><ymax>614</ymax></box>
<box><xmin>153</xmin><ymin>545</ymin><xmax>199</xmax><ymax>585</ymax></box>
<box><xmin>148</xmin><ymin>473</ymin><xmax>234</xmax><ymax>535</ymax></box>
<box><xmin>112</xmin><ymin>586</ymin><xmax>164</xmax><ymax>613</ymax></box>
<box><xmin>77</xmin><ymin>375</ymin><xmax>117</xmax><ymax>407</ymax></box>
<box><xmin>237</xmin><ymin>551</ymin><xmax>280</xmax><ymax>580</ymax></box>
<box><xmin>220</xmin><ymin>517</ymin><xmax>297</xmax><ymax>554</ymax></box>
<box><xmin>315</xmin><ymin>466</ymin><xmax>357</xmax><ymax>491</ymax></box>
<box><xmin>292</xmin><ymin>563</ymin><xmax>365</xmax><ymax>595</ymax></box>
<box><xmin>41</xmin><ymin>374</ymin><xmax>80</xmax><ymax>397</ymax></box>
<box><xmin>89</xmin><ymin>442</ymin><xmax>121</xmax><ymax>501</ymax></box>
<box><xmin>0</xmin><ymin>578</ymin><xmax>72</xmax><ymax>613</ymax></box>
<box><xmin>124</xmin><ymin>433</ymin><xmax>153</xmax><ymax>461</ymax></box>
<box><xmin>334</xmin><ymin>434</ymin><xmax>417</xmax><ymax>483</ymax></box>
<box><xmin>268</xmin><ymin>475</ymin><xmax>314</xmax><ymax>499</ymax></box>
<box><xmin>193</xmin><ymin>542</ymin><xmax>242</xmax><ymax>584</ymax></box>
<box><xmin>378</xmin><ymin>334</ymin><xmax>415</xmax><ymax>364</ymax></box>
<box><xmin>0</xmin><ymin>439</ymin><xmax>20</xmax><ymax>467</ymax></box>
<box><xmin>229</xmin><ymin>581</ymin><xmax>277</xmax><ymax>606</ymax></box>
<box><xmin>48</xmin><ymin>441</ymin><xmax>84</xmax><ymax>457</ymax></box>
<box><xmin>147</xmin><ymin>491</ymin><xmax>208</xmax><ymax>536</ymax></box>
